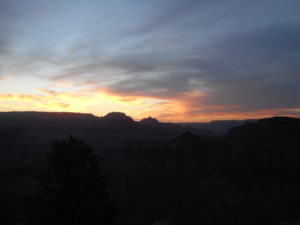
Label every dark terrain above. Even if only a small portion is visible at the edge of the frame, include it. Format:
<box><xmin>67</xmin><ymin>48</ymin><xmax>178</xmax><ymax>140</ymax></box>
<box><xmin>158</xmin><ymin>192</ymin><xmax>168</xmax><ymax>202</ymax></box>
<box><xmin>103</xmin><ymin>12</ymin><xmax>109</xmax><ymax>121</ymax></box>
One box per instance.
<box><xmin>177</xmin><ymin>119</ymin><xmax>257</xmax><ymax>135</ymax></box>
<box><xmin>0</xmin><ymin>112</ymin><xmax>300</xmax><ymax>225</ymax></box>
<box><xmin>0</xmin><ymin>111</ymin><xmax>214</xmax><ymax>170</ymax></box>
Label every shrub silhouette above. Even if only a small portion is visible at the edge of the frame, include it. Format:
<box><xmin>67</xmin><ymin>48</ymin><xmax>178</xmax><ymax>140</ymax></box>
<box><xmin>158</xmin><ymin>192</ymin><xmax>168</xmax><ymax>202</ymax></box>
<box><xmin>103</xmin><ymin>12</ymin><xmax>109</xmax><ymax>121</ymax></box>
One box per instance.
<box><xmin>38</xmin><ymin>136</ymin><xmax>118</xmax><ymax>225</ymax></box>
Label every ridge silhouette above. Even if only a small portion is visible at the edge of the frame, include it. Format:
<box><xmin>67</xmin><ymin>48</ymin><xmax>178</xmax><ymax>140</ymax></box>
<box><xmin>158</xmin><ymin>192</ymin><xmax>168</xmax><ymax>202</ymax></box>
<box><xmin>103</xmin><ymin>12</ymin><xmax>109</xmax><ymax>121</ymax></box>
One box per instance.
<box><xmin>1</xmin><ymin>114</ymin><xmax>300</xmax><ymax>225</ymax></box>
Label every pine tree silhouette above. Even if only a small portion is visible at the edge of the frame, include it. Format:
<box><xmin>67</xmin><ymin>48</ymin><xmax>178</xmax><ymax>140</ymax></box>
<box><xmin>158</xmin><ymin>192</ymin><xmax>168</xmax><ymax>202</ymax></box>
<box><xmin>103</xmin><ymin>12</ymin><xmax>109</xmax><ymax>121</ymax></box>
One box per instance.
<box><xmin>38</xmin><ymin>136</ymin><xmax>118</xmax><ymax>225</ymax></box>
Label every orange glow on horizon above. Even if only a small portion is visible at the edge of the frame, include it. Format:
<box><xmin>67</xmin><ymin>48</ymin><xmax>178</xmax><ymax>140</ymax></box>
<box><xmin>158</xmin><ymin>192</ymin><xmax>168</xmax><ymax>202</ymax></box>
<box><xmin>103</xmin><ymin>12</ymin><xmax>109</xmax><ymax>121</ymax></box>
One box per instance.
<box><xmin>0</xmin><ymin>88</ymin><xmax>299</xmax><ymax>122</ymax></box>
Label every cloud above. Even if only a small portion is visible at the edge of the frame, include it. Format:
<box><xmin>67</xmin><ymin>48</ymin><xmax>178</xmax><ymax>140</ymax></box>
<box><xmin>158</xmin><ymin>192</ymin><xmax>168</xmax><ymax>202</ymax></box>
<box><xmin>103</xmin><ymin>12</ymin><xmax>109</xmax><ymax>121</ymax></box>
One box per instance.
<box><xmin>125</xmin><ymin>0</ymin><xmax>212</xmax><ymax>37</ymax></box>
<box><xmin>1</xmin><ymin>0</ymin><xmax>300</xmax><ymax>120</ymax></box>
<box><xmin>65</xmin><ymin>23</ymin><xmax>300</xmax><ymax>116</ymax></box>
<box><xmin>47</xmin><ymin>22</ymin><xmax>300</xmax><ymax>119</ymax></box>
<box><xmin>0</xmin><ymin>89</ymin><xmax>93</xmax><ymax>112</ymax></box>
<box><xmin>196</xmin><ymin>24</ymin><xmax>300</xmax><ymax>111</ymax></box>
<box><xmin>37</xmin><ymin>88</ymin><xmax>57</xmax><ymax>95</ymax></box>
<box><xmin>0</xmin><ymin>93</ymin><xmax>43</xmax><ymax>102</ymax></box>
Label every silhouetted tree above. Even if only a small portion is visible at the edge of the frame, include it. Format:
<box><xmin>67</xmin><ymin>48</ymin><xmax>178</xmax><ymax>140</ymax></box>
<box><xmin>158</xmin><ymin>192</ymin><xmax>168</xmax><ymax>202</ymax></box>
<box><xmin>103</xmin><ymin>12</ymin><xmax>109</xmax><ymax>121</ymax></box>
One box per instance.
<box><xmin>37</xmin><ymin>136</ymin><xmax>118</xmax><ymax>225</ymax></box>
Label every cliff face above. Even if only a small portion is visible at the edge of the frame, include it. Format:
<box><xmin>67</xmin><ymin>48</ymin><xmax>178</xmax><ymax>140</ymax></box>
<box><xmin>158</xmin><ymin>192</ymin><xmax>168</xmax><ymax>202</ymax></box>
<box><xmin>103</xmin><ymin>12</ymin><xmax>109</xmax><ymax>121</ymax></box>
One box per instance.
<box><xmin>107</xmin><ymin>117</ymin><xmax>300</xmax><ymax>225</ymax></box>
<box><xmin>1</xmin><ymin>114</ymin><xmax>300</xmax><ymax>225</ymax></box>
<box><xmin>0</xmin><ymin>111</ymin><xmax>215</xmax><ymax>170</ymax></box>
<box><xmin>223</xmin><ymin>117</ymin><xmax>300</xmax><ymax>181</ymax></box>
<box><xmin>224</xmin><ymin>117</ymin><xmax>300</xmax><ymax>147</ymax></box>
<box><xmin>0</xmin><ymin>111</ymin><xmax>97</xmax><ymax>128</ymax></box>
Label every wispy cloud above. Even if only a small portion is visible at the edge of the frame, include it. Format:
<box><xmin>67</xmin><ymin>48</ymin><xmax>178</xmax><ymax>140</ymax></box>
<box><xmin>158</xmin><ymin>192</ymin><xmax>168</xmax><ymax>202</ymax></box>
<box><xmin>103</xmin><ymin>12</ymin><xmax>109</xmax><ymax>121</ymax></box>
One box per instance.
<box><xmin>0</xmin><ymin>0</ymin><xmax>300</xmax><ymax>121</ymax></box>
<box><xmin>0</xmin><ymin>89</ymin><xmax>91</xmax><ymax>112</ymax></box>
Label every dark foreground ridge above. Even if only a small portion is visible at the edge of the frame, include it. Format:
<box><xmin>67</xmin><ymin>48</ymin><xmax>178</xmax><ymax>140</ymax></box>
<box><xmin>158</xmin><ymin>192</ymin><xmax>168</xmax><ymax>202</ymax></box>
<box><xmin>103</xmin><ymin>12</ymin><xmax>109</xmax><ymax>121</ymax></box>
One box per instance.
<box><xmin>0</xmin><ymin>112</ymin><xmax>300</xmax><ymax>225</ymax></box>
<box><xmin>0</xmin><ymin>111</ymin><xmax>215</xmax><ymax>169</ymax></box>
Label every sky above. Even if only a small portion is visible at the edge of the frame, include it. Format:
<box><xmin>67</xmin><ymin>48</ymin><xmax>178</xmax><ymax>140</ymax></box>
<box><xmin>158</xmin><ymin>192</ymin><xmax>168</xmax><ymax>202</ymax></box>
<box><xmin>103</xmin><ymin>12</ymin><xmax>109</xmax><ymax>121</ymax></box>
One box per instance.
<box><xmin>0</xmin><ymin>0</ymin><xmax>300</xmax><ymax>122</ymax></box>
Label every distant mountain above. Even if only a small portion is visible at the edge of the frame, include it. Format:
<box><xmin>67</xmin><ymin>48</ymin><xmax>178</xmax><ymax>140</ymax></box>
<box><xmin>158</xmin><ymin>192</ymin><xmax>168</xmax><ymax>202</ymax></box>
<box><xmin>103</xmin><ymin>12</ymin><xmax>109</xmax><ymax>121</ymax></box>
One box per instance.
<box><xmin>0</xmin><ymin>111</ymin><xmax>215</xmax><ymax>169</ymax></box>
<box><xmin>177</xmin><ymin>119</ymin><xmax>257</xmax><ymax>135</ymax></box>
<box><xmin>1</xmin><ymin>114</ymin><xmax>300</xmax><ymax>225</ymax></box>
<box><xmin>0</xmin><ymin>111</ymin><xmax>97</xmax><ymax>128</ymax></box>
<box><xmin>102</xmin><ymin>112</ymin><xmax>134</xmax><ymax>124</ymax></box>
<box><xmin>140</xmin><ymin>116</ymin><xmax>160</xmax><ymax>126</ymax></box>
